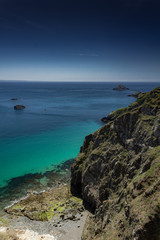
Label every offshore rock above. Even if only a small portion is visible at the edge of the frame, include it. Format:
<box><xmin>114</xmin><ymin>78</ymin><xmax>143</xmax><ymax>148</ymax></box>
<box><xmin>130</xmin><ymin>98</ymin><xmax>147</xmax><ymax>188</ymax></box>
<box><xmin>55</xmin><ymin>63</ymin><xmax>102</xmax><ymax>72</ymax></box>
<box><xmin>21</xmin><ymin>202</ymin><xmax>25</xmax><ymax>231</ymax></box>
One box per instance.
<box><xmin>14</xmin><ymin>105</ymin><xmax>26</xmax><ymax>110</ymax></box>
<box><xmin>113</xmin><ymin>84</ymin><xmax>129</xmax><ymax>91</ymax></box>
<box><xmin>10</xmin><ymin>98</ymin><xmax>19</xmax><ymax>100</ymax></box>
<box><xmin>71</xmin><ymin>87</ymin><xmax>160</xmax><ymax>240</ymax></box>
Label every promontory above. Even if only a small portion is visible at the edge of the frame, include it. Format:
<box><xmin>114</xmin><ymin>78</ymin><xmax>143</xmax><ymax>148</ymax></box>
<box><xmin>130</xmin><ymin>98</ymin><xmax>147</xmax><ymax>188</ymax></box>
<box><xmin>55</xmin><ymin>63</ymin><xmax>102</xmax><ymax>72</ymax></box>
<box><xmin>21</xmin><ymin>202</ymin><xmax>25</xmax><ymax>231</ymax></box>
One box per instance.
<box><xmin>71</xmin><ymin>86</ymin><xmax>160</xmax><ymax>240</ymax></box>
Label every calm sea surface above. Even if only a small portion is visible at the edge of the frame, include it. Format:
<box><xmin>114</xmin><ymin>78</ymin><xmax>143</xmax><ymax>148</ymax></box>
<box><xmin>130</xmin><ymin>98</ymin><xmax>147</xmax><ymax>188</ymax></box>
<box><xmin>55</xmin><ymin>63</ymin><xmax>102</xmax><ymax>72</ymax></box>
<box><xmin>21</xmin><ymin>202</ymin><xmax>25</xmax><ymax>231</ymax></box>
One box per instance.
<box><xmin>0</xmin><ymin>81</ymin><xmax>159</xmax><ymax>188</ymax></box>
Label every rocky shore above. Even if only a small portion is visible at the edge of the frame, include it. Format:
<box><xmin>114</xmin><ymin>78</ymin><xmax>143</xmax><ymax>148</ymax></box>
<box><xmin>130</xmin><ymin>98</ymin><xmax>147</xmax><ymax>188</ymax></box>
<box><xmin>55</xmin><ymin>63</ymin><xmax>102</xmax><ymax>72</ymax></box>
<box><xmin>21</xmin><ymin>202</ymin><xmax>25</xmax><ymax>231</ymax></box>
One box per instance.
<box><xmin>71</xmin><ymin>87</ymin><xmax>160</xmax><ymax>240</ymax></box>
<box><xmin>128</xmin><ymin>91</ymin><xmax>143</xmax><ymax>98</ymax></box>
<box><xmin>0</xmin><ymin>159</ymin><xmax>74</xmax><ymax>212</ymax></box>
<box><xmin>0</xmin><ymin>159</ymin><xmax>87</xmax><ymax>240</ymax></box>
<box><xmin>0</xmin><ymin>185</ymin><xmax>87</xmax><ymax>240</ymax></box>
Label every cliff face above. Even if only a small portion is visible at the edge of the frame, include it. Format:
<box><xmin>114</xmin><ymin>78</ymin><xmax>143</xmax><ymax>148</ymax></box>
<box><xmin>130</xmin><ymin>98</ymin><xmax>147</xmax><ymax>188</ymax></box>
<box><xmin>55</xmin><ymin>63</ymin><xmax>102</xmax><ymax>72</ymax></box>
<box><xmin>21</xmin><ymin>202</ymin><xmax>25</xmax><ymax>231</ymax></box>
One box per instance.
<box><xmin>71</xmin><ymin>87</ymin><xmax>160</xmax><ymax>240</ymax></box>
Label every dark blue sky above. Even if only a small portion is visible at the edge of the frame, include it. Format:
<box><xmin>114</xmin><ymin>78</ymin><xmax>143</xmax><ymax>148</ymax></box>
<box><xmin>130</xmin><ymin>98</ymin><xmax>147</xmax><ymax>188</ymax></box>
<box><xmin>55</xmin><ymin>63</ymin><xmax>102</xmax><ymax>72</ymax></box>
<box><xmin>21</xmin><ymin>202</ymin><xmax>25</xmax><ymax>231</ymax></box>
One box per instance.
<box><xmin>0</xmin><ymin>0</ymin><xmax>160</xmax><ymax>81</ymax></box>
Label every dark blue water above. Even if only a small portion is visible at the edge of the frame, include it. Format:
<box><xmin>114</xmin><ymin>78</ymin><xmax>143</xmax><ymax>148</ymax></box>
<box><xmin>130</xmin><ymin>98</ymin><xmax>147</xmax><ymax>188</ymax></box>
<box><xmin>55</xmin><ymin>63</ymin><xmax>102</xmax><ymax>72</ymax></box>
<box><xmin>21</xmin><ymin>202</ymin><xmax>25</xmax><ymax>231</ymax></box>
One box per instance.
<box><xmin>0</xmin><ymin>81</ymin><xmax>159</xmax><ymax>187</ymax></box>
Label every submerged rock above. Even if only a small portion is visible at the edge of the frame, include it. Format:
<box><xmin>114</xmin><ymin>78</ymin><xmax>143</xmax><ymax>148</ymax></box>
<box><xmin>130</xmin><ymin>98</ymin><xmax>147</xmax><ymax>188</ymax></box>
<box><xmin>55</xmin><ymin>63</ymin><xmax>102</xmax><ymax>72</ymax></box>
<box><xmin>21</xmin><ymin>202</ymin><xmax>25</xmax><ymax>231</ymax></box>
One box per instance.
<box><xmin>113</xmin><ymin>84</ymin><xmax>129</xmax><ymax>91</ymax></box>
<box><xmin>71</xmin><ymin>86</ymin><xmax>160</xmax><ymax>240</ymax></box>
<box><xmin>14</xmin><ymin>105</ymin><xmax>26</xmax><ymax>110</ymax></box>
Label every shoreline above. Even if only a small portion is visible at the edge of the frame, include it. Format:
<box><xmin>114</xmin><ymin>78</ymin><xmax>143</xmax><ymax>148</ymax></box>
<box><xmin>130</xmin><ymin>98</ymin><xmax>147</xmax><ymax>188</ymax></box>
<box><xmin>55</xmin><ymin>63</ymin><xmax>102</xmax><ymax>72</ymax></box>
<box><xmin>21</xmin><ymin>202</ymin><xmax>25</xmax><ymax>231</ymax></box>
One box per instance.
<box><xmin>0</xmin><ymin>189</ymin><xmax>88</xmax><ymax>240</ymax></box>
<box><xmin>0</xmin><ymin>159</ymin><xmax>74</xmax><ymax>213</ymax></box>
<box><xmin>0</xmin><ymin>158</ymin><xmax>88</xmax><ymax>240</ymax></box>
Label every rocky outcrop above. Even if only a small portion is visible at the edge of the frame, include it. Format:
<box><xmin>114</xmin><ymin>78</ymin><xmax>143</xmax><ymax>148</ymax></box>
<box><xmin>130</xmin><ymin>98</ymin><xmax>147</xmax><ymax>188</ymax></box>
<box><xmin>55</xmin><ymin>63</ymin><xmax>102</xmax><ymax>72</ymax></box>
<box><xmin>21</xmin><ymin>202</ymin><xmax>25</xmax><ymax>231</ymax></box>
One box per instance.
<box><xmin>71</xmin><ymin>87</ymin><xmax>160</xmax><ymax>240</ymax></box>
<box><xmin>10</xmin><ymin>98</ymin><xmax>19</xmax><ymax>100</ymax></box>
<box><xmin>128</xmin><ymin>91</ymin><xmax>143</xmax><ymax>98</ymax></box>
<box><xmin>14</xmin><ymin>105</ymin><xmax>26</xmax><ymax>110</ymax></box>
<box><xmin>113</xmin><ymin>85</ymin><xmax>129</xmax><ymax>91</ymax></box>
<box><xmin>101</xmin><ymin>107</ymin><xmax>128</xmax><ymax>123</ymax></box>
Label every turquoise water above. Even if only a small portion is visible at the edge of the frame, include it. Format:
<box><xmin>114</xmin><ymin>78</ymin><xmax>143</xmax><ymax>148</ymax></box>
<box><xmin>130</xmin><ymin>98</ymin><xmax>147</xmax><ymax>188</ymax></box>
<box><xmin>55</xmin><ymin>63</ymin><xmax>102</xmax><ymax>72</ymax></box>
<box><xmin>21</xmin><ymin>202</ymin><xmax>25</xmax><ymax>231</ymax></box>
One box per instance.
<box><xmin>0</xmin><ymin>81</ymin><xmax>159</xmax><ymax>188</ymax></box>
<box><xmin>0</xmin><ymin>120</ymin><xmax>100</xmax><ymax>187</ymax></box>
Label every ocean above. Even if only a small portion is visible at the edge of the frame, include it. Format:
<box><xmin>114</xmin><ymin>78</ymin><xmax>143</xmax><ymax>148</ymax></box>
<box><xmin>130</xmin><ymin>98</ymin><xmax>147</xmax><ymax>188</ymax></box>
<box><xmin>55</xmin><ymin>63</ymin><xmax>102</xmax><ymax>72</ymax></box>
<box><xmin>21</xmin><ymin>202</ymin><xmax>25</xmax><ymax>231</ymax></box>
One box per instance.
<box><xmin>0</xmin><ymin>81</ymin><xmax>159</xmax><ymax>190</ymax></box>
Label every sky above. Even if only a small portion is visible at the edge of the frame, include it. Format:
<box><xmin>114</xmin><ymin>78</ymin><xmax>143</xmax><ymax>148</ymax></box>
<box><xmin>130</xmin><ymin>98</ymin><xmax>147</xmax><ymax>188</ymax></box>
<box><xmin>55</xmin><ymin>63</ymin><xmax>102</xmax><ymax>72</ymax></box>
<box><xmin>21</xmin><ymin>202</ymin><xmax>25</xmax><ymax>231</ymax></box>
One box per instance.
<box><xmin>0</xmin><ymin>0</ymin><xmax>160</xmax><ymax>82</ymax></box>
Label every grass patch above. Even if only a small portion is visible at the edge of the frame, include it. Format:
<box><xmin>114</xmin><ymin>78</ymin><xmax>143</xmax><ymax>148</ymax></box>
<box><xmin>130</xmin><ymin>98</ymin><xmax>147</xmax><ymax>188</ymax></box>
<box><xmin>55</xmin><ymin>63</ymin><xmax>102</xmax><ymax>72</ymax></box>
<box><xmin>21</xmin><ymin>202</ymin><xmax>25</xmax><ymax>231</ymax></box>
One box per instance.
<box><xmin>0</xmin><ymin>218</ymin><xmax>9</xmax><ymax>227</ymax></box>
<box><xmin>111</xmin><ymin>107</ymin><xmax>128</xmax><ymax>118</ymax></box>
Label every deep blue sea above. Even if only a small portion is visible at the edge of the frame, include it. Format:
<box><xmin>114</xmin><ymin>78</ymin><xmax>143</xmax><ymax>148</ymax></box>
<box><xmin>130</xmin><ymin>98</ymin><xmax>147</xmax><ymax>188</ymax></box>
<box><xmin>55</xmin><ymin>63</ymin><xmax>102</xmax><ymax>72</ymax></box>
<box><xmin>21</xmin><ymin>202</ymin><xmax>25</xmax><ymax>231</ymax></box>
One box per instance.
<box><xmin>0</xmin><ymin>81</ymin><xmax>159</xmax><ymax>188</ymax></box>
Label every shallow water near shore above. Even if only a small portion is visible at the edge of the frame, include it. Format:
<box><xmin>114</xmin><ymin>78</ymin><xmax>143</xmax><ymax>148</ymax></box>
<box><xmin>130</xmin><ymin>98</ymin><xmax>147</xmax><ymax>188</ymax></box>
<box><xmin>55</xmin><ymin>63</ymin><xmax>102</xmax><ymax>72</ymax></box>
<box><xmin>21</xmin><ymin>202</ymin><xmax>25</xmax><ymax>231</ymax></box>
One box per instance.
<box><xmin>0</xmin><ymin>81</ymin><xmax>159</xmax><ymax>205</ymax></box>
<box><xmin>0</xmin><ymin>120</ymin><xmax>100</xmax><ymax>187</ymax></box>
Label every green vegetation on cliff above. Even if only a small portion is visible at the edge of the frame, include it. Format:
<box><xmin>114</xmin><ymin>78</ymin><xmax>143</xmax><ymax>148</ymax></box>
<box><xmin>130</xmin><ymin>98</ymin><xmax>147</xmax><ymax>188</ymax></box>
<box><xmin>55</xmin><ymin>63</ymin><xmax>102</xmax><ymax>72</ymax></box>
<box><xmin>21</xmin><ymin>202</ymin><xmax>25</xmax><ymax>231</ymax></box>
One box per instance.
<box><xmin>71</xmin><ymin>87</ymin><xmax>160</xmax><ymax>240</ymax></box>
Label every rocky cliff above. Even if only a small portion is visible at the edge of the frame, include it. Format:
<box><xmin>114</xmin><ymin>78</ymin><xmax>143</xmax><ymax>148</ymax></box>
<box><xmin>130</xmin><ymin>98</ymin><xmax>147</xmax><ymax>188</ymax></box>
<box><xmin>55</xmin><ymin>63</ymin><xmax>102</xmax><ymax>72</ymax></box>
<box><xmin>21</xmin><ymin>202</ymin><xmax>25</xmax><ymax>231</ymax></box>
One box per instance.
<box><xmin>71</xmin><ymin>87</ymin><xmax>160</xmax><ymax>240</ymax></box>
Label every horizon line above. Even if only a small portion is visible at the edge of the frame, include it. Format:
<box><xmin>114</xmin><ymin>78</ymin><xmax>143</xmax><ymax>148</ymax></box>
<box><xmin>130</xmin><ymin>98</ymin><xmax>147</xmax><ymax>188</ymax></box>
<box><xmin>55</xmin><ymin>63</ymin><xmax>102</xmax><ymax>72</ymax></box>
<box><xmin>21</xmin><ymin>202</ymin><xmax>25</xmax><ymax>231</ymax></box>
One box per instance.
<box><xmin>0</xmin><ymin>79</ymin><xmax>160</xmax><ymax>83</ymax></box>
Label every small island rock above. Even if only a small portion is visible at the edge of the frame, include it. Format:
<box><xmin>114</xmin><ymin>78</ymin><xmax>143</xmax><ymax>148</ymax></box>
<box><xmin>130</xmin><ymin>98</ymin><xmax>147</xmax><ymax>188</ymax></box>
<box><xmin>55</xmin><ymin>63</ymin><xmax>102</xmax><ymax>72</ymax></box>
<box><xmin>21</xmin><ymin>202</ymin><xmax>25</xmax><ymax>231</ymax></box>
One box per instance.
<box><xmin>113</xmin><ymin>84</ymin><xmax>129</xmax><ymax>91</ymax></box>
<box><xmin>14</xmin><ymin>105</ymin><xmax>26</xmax><ymax>110</ymax></box>
<box><xmin>10</xmin><ymin>98</ymin><xmax>19</xmax><ymax>100</ymax></box>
